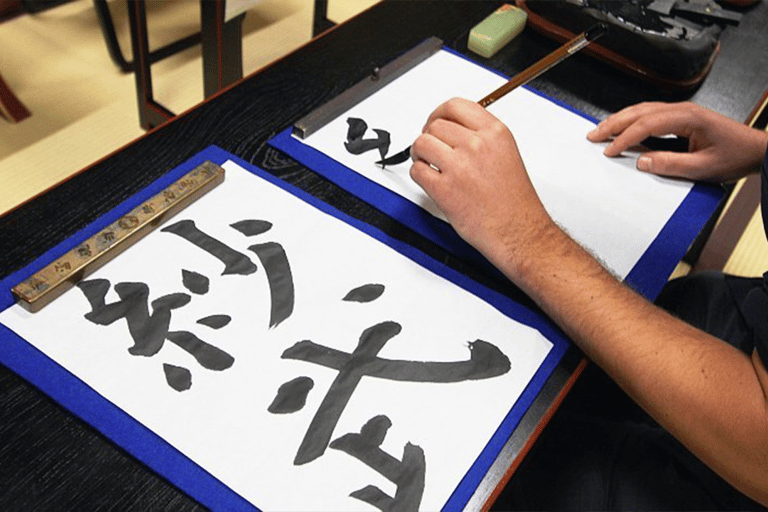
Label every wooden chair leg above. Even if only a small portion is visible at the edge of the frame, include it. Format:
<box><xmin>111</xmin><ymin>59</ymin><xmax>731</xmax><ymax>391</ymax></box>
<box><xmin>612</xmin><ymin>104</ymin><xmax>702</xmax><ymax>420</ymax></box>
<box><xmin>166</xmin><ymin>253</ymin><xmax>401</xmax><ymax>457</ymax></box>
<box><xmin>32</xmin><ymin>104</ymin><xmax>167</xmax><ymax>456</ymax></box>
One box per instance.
<box><xmin>93</xmin><ymin>0</ymin><xmax>202</xmax><ymax>74</ymax></box>
<box><xmin>126</xmin><ymin>0</ymin><xmax>244</xmax><ymax>130</ymax></box>
<box><xmin>127</xmin><ymin>0</ymin><xmax>175</xmax><ymax>130</ymax></box>
<box><xmin>201</xmin><ymin>0</ymin><xmax>244</xmax><ymax>98</ymax></box>
<box><xmin>0</xmin><ymin>72</ymin><xmax>31</xmax><ymax>123</ymax></box>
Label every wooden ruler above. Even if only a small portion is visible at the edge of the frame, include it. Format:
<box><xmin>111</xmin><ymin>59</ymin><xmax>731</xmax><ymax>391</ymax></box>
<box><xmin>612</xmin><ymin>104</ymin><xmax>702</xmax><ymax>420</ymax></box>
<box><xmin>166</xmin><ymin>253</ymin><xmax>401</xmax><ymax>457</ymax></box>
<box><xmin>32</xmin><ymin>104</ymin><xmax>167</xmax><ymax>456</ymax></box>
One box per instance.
<box><xmin>12</xmin><ymin>161</ymin><xmax>225</xmax><ymax>312</ymax></box>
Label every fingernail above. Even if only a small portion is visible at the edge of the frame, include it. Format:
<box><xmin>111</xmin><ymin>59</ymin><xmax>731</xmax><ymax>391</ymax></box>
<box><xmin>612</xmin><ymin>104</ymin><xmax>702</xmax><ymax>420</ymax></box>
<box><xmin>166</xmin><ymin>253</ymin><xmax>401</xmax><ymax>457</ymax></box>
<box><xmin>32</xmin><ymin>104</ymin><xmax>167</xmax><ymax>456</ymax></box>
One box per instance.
<box><xmin>637</xmin><ymin>155</ymin><xmax>652</xmax><ymax>172</ymax></box>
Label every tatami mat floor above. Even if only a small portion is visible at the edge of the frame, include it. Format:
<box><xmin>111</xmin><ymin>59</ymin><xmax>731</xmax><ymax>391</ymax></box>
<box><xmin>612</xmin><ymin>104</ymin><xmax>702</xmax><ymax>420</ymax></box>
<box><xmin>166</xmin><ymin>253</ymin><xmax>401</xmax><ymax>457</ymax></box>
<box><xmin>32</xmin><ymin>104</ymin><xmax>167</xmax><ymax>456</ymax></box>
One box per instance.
<box><xmin>1</xmin><ymin>0</ymin><xmax>766</xmax><ymax>278</ymax></box>
<box><xmin>720</xmin><ymin>181</ymin><xmax>768</xmax><ymax>277</ymax></box>
<box><xmin>0</xmin><ymin>0</ymin><xmax>378</xmax><ymax>214</ymax></box>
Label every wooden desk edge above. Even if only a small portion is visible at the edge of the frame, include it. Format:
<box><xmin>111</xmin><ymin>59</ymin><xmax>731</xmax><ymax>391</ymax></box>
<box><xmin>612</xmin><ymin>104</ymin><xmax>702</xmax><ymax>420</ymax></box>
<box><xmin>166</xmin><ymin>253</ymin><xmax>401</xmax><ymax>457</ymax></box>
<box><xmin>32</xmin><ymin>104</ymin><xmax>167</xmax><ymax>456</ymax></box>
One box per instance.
<box><xmin>472</xmin><ymin>349</ymin><xmax>588</xmax><ymax>510</ymax></box>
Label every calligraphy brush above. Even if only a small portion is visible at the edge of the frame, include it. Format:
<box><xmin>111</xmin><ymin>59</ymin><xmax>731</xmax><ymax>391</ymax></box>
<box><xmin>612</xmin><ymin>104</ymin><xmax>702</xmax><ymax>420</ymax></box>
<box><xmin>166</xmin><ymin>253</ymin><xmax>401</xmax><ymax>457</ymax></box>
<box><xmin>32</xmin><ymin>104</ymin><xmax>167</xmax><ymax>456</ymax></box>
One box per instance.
<box><xmin>376</xmin><ymin>22</ymin><xmax>608</xmax><ymax>167</ymax></box>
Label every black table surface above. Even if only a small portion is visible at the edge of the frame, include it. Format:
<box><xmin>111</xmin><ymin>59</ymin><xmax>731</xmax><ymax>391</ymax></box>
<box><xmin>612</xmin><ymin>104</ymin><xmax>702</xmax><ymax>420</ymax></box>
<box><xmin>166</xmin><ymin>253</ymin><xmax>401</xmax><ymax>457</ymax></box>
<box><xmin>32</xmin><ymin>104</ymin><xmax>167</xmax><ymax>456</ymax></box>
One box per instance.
<box><xmin>2</xmin><ymin>1</ymin><xmax>768</xmax><ymax>510</ymax></box>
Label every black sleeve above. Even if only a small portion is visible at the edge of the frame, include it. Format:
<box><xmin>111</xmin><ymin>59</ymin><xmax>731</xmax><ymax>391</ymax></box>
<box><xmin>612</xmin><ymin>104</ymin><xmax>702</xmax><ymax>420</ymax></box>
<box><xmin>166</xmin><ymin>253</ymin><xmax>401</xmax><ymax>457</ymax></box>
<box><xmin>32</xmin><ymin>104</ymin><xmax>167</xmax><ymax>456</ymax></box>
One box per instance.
<box><xmin>748</xmin><ymin>145</ymin><xmax>768</xmax><ymax>367</ymax></box>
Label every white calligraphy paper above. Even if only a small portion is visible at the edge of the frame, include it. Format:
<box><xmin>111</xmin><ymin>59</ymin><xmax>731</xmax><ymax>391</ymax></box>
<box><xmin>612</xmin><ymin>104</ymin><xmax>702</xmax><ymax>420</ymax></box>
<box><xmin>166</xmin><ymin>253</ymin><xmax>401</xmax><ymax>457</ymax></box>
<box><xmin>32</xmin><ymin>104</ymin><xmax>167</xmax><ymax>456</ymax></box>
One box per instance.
<box><xmin>298</xmin><ymin>50</ymin><xmax>693</xmax><ymax>279</ymax></box>
<box><xmin>0</xmin><ymin>160</ymin><xmax>553</xmax><ymax>511</ymax></box>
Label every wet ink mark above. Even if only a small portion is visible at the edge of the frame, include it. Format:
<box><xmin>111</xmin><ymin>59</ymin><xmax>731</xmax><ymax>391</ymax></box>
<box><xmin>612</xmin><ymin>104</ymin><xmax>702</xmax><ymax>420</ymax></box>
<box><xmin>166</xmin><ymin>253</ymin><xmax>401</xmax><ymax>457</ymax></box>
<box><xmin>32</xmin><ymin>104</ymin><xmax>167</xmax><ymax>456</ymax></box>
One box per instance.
<box><xmin>164</xmin><ymin>363</ymin><xmax>192</xmax><ymax>392</ymax></box>
<box><xmin>344</xmin><ymin>118</ymin><xmax>391</xmax><ymax>159</ymax></box>
<box><xmin>343</xmin><ymin>284</ymin><xmax>385</xmax><ymax>303</ymax></box>
<box><xmin>196</xmin><ymin>314</ymin><xmax>232</xmax><ymax>329</ymax></box>
<box><xmin>182</xmin><ymin>269</ymin><xmax>210</xmax><ymax>295</ymax></box>
<box><xmin>162</xmin><ymin>219</ymin><xmax>296</xmax><ymax>330</ymax></box>
<box><xmin>275</xmin><ymin>321</ymin><xmax>510</xmax><ymax>465</ymax></box>
<box><xmin>281</xmin><ymin>321</ymin><xmax>401</xmax><ymax>464</ymax></box>
<box><xmin>231</xmin><ymin>219</ymin><xmax>273</xmax><ymax>237</ymax></box>
<box><xmin>346</xmin><ymin>117</ymin><xmax>368</xmax><ymax>141</ymax></box>
<box><xmin>268</xmin><ymin>376</ymin><xmax>315</xmax><ymax>414</ymax></box>
<box><xmin>78</xmin><ymin>279</ymin><xmax>190</xmax><ymax>357</ymax></box>
<box><xmin>166</xmin><ymin>331</ymin><xmax>234</xmax><ymax>371</ymax></box>
<box><xmin>162</xmin><ymin>220</ymin><xmax>258</xmax><ymax>276</ymax></box>
<box><xmin>331</xmin><ymin>415</ymin><xmax>425</xmax><ymax>512</ymax></box>
<box><xmin>248</xmin><ymin>242</ymin><xmax>294</xmax><ymax>328</ymax></box>
<box><xmin>78</xmin><ymin>279</ymin><xmax>235</xmax><ymax>391</ymax></box>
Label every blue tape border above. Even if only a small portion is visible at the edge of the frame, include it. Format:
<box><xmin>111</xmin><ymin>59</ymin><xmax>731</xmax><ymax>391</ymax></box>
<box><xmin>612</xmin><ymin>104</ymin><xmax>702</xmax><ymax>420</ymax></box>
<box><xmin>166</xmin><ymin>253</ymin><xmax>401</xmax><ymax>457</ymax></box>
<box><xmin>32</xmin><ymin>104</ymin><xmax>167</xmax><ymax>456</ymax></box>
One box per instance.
<box><xmin>268</xmin><ymin>47</ymin><xmax>723</xmax><ymax>302</ymax></box>
<box><xmin>271</xmin><ymin>127</ymin><xmax>508</xmax><ymax>280</ymax></box>
<box><xmin>0</xmin><ymin>148</ymin><xmax>258</xmax><ymax>512</ymax></box>
<box><xmin>0</xmin><ymin>145</ymin><xmax>571</xmax><ymax>511</ymax></box>
<box><xmin>220</xmin><ymin>149</ymin><xmax>572</xmax><ymax>512</ymax></box>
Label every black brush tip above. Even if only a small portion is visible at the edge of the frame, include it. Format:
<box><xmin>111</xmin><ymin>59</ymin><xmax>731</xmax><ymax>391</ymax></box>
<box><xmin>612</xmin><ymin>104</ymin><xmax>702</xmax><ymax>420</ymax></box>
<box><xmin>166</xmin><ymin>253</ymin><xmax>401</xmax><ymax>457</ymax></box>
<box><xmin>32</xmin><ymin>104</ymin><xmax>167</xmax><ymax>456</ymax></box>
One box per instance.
<box><xmin>585</xmin><ymin>23</ymin><xmax>608</xmax><ymax>42</ymax></box>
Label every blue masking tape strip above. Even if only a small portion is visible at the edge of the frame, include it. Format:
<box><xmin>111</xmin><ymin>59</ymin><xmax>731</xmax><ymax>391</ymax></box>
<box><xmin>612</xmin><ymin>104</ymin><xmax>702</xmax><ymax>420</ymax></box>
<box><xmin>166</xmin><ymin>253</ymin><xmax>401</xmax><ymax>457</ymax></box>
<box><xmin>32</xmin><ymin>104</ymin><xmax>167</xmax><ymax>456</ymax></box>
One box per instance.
<box><xmin>625</xmin><ymin>181</ymin><xmax>722</xmax><ymax>298</ymax></box>
<box><xmin>0</xmin><ymin>322</ymin><xmax>258</xmax><ymax>512</ymax></box>
<box><xmin>0</xmin><ymin>145</ymin><xmax>570</xmax><ymax>511</ymax></box>
<box><xmin>0</xmin><ymin>147</ymin><xmax>258</xmax><ymax>512</ymax></box>
<box><xmin>269</xmin><ymin>46</ymin><xmax>723</xmax><ymax>302</ymax></box>
<box><xmin>219</xmin><ymin>149</ymin><xmax>571</xmax><ymax>512</ymax></box>
<box><xmin>270</xmin><ymin>127</ymin><xmax>507</xmax><ymax>284</ymax></box>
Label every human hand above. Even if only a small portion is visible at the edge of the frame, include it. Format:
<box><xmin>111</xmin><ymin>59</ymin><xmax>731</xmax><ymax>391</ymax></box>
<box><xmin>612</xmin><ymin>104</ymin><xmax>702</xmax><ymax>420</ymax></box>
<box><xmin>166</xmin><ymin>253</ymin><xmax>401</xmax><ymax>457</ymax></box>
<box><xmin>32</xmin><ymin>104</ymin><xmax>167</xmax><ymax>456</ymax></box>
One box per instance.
<box><xmin>587</xmin><ymin>102</ymin><xmax>768</xmax><ymax>182</ymax></box>
<box><xmin>409</xmin><ymin>98</ymin><xmax>556</xmax><ymax>274</ymax></box>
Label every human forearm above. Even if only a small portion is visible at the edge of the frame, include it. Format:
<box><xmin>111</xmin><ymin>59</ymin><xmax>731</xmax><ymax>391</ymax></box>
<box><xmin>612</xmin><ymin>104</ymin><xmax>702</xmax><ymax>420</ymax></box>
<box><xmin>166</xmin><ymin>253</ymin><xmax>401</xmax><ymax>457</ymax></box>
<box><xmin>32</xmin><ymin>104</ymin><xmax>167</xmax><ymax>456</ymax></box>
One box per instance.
<box><xmin>488</xmin><ymin>222</ymin><xmax>768</xmax><ymax>505</ymax></box>
<box><xmin>410</xmin><ymin>97</ymin><xmax>768</xmax><ymax>503</ymax></box>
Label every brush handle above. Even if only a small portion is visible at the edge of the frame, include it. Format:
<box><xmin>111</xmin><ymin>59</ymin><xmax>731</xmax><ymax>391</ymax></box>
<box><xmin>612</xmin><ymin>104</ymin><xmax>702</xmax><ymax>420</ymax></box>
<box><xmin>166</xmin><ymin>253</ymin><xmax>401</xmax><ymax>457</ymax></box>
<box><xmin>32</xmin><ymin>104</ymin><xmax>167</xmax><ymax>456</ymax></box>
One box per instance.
<box><xmin>477</xmin><ymin>23</ymin><xmax>606</xmax><ymax>108</ymax></box>
<box><xmin>376</xmin><ymin>24</ymin><xmax>606</xmax><ymax>167</ymax></box>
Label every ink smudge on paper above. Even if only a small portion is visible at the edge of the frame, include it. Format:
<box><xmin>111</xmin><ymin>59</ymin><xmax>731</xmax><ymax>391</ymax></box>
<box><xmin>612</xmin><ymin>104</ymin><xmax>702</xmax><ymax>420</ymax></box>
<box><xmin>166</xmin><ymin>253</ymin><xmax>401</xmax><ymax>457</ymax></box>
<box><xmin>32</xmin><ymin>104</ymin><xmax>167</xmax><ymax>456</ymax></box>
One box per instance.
<box><xmin>268</xmin><ymin>376</ymin><xmax>315</xmax><ymax>414</ymax></box>
<box><xmin>164</xmin><ymin>363</ymin><xmax>192</xmax><ymax>392</ymax></box>
<box><xmin>231</xmin><ymin>219</ymin><xmax>273</xmax><ymax>237</ymax></box>
<box><xmin>343</xmin><ymin>284</ymin><xmax>385</xmax><ymax>303</ymax></box>
<box><xmin>344</xmin><ymin>118</ymin><xmax>391</xmax><ymax>159</ymax></box>
<box><xmin>182</xmin><ymin>269</ymin><xmax>210</xmax><ymax>295</ymax></box>
<box><xmin>248</xmin><ymin>242</ymin><xmax>294</xmax><ymax>328</ymax></box>
<box><xmin>197</xmin><ymin>314</ymin><xmax>232</xmax><ymax>329</ymax></box>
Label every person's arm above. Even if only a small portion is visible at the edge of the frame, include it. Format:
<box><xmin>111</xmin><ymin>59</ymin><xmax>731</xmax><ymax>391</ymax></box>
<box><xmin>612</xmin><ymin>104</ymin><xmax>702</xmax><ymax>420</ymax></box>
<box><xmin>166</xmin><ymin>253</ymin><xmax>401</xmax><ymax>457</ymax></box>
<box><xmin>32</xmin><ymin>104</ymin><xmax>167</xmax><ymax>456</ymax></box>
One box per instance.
<box><xmin>409</xmin><ymin>98</ymin><xmax>768</xmax><ymax>505</ymax></box>
<box><xmin>587</xmin><ymin>101</ymin><xmax>768</xmax><ymax>182</ymax></box>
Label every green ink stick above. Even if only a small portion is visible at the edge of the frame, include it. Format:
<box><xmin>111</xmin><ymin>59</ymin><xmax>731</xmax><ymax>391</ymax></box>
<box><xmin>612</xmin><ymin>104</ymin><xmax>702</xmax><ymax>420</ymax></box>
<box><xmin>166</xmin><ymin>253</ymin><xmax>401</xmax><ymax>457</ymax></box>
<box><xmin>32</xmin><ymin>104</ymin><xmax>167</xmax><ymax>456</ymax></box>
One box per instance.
<box><xmin>468</xmin><ymin>4</ymin><xmax>528</xmax><ymax>59</ymax></box>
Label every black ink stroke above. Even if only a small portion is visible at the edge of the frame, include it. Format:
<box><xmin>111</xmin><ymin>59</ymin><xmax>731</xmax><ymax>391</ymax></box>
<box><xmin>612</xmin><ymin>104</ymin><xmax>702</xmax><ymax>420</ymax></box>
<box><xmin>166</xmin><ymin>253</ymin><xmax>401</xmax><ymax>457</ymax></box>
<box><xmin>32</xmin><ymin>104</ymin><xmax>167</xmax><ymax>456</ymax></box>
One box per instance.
<box><xmin>279</xmin><ymin>320</ymin><xmax>510</xmax><ymax>465</ymax></box>
<box><xmin>248</xmin><ymin>242</ymin><xmax>294</xmax><ymax>328</ymax></box>
<box><xmin>196</xmin><ymin>314</ymin><xmax>232</xmax><ymax>329</ymax></box>
<box><xmin>268</xmin><ymin>376</ymin><xmax>314</xmax><ymax>414</ymax></box>
<box><xmin>344</xmin><ymin>117</ymin><xmax>391</xmax><ymax>159</ymax></box>
<box><xmin>283</xmin><ymin>321</ymin><xmax>401</xmax><ymax>465</ymax></box>
<box><xmin>331</xmin><ymin>415</ymin><xmax>425</xmax><ymax>512</ymax></box>
<box><xmin>182</xmin><ymin>269</ymin><xmax>210</xmax><ymax>295</ymax></box>
<box><xmin>346</xmin><ymin>117</ymin><xmax>368</xmax><ymax>141</ymax></box>
<box><xmin>161</xmin><ymin>218</ymin><xmax>295</xmax><ymax>329</ymax></box>
<box><xmin>343</xmin><ymin>284</ymin><xmax>385</xmax><ymax>303</ymax></box>
<box><xmin>162</xmin><ymin>220</ymin><xmax>257</xmax><ymax>276</ymax></box>
<box><xmin>376</xmin><ymin>145</ymin><xmax>411</xmax><ymax>167</ymax></box>
<box><xmin>79</xmin><ymin>280</ymin><xmax>234</xmax><ymax>378</ymax></box>
<box><xmin>231</xmin><ymin>219</ymin><xmax>273</xmax><ymax>237</ymax></box>
<box><xmin>166</xmin><ymin>331</ymin><xmax>235</xmax><ymax>371</ymax></box>
<box><xmin>164</xmin><ymin>363</ymin><xmax>192</xmax><ymax>392</ymax></box>
<box><xmin>78</xmin><ymin>279</ymin><xmax>190</xmax><ymax>357</ymax></box>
